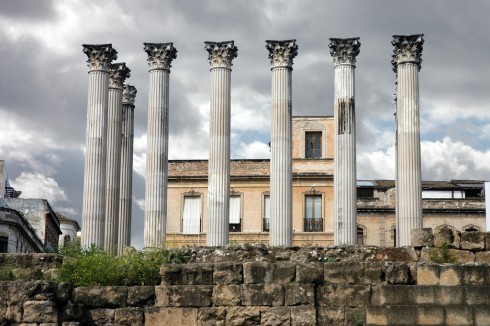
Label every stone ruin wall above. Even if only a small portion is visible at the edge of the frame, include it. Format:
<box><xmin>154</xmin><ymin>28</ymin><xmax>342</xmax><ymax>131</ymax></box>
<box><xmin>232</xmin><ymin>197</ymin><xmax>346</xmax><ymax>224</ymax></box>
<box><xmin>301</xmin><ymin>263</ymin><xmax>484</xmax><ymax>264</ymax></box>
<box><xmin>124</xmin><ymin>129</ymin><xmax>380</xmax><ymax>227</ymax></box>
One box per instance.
<box><xmin>2</xmin><ymin>229</ymin><xmax>490</xmax><ymax>325</ymax></box>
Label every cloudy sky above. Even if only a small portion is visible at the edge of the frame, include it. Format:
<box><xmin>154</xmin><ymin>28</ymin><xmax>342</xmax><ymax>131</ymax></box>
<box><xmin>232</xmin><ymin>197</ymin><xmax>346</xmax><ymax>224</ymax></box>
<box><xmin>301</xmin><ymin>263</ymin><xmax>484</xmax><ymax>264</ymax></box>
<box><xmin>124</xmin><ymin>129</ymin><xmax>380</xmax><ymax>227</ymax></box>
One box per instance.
<box><xmin>1</xmin><ymin>0</ymin><xmax>489</xmax><ymax>248</ymax></box>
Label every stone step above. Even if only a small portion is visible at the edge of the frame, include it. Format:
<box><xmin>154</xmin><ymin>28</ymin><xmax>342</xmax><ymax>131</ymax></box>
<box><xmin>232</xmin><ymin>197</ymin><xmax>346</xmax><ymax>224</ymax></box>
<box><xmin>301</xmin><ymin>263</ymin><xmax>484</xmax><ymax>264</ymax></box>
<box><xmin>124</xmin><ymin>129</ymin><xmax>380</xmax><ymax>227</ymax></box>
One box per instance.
<box><xmin>417</xmin><ymin>264</ymin><xmax>490</xmax><ymax>286</ymax></box>
<box><xmin>367</xmin><ymin>305</ymin><xmax>490</xmax><ymax>326</ymax></box>
<box><xmin>374</xmin><ymin>285</ymin><xmax>490</xmax><ymax>306</ymax></box>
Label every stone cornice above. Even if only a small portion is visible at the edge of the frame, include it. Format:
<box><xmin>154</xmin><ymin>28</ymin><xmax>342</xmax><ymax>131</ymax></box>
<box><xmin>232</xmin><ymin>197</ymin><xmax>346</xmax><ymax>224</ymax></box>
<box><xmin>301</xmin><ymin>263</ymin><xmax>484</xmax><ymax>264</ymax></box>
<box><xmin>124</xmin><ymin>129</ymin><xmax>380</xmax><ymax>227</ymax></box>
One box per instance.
<box><xmin>391</xmin><ymin>34</ymin><xmax>424</xmax><ymax>72</ymax></box>
<box><xmin>329</xmin><ymin>37</ymin><xmax>361</xmax><ymax>66</ymax></box>
<box><xmin>122</xmin><ymin>84</ymin><xmax>137</xmax><ymax>106</ymax></box>
<box><xmin>204</xmin><ymin>41</ymin><xmax>238</xmax><ymax>69</ymax></box>
<box><xmin>109</xmin><ymin>63</ymin><xmax>131</xmax><ymax>89</ymax></box>
<box><xmin>265</xmin><ymin>39</ymin><xmax>298</xmax><ymax>69</ymax></box>
<box><xmin>82</xmin><ymin>44</ymin><xmax>118</xmax><ymax>71</ymax></box>
<box><xmin>143</xmin><ymin>42</ymin><xmax>177</xmax><ymax>70</ymax></box>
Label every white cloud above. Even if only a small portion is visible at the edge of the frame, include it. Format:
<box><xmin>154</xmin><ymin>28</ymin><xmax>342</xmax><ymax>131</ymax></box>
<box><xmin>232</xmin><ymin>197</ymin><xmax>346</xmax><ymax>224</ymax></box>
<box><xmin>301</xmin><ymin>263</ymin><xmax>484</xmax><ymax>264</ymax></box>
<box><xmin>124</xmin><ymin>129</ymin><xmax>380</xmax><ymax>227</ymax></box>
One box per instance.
<box><xmin>134</xmin><ymin>197</ymin><xmax>145</xmax><ymax>211</ymax></box>
<box><xmin>10</xmin><ymin>172</ymin><xmax>68</xmax><ymax>203</ymax></box>
<box><xmin>236</xmin><ymin>141</ymin><xmax>271</xmax><ymax>159</ymax></box>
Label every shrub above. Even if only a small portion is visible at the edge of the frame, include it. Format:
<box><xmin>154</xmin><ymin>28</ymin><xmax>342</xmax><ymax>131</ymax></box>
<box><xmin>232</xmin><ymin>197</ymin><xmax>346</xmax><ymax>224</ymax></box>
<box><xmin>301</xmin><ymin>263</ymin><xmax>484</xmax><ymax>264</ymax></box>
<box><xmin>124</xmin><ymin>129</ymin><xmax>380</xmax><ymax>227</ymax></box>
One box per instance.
<box><xmin>56</xmin><ymin>242</ymin><xmax>185</xmax><ymax>287</ymax></box>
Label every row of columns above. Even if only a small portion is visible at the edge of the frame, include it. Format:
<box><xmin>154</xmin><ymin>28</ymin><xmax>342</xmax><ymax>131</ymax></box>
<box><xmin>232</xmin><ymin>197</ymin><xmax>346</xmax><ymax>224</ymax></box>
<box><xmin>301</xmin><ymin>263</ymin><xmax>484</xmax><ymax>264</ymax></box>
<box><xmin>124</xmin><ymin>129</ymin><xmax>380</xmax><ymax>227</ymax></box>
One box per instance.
<box><xmin>81</xmin><ymin>34</ymin><xmax>423</xmax><ymax>250</ymax></box>
<box><xmin>81</xmin><ymin>44</ymin><xmax>137</xmax><ymax>254</ymax></box>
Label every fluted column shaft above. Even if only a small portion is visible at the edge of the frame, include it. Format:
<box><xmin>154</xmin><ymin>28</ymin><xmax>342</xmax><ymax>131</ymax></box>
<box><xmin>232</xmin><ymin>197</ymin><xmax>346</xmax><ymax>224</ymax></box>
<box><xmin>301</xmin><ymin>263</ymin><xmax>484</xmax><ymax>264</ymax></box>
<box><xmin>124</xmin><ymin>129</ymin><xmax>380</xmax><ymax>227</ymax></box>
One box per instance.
<box><xmin>118</xmin><ymin>85</ymin><xmax>136</xmax><ymax>255</ymax></box>
<box><xmin>329</xmin><ymin>38</ymin><xmax>360</xmax><ymax>245</ymax></box>
<box><xmin>205</xmin><ymin>41</ymin><xmax>238</xmax><ymax>246</ymax></box>
<box><xmin>392</xmin><ymin>34</ymin><xmax>424</xmax><ymax>246</ymax></box>
<box><xmin>143</xmin><ymin>43</ymin><xmax>177</xmax><ymax>248</ymax></box>
<box><xmin>81</xmin><ymin>44</ymin><xmax>117</xmax><ymax>249</ymax></box>
<box><xmin>266</xmin><ymin>40</ymin><xmax>298</xmax><ymax>247</ymax></box>
<box><xmin>105</xmin><ymin>63</ymin><xmax>130</xmax><ymax>254</ymax></box>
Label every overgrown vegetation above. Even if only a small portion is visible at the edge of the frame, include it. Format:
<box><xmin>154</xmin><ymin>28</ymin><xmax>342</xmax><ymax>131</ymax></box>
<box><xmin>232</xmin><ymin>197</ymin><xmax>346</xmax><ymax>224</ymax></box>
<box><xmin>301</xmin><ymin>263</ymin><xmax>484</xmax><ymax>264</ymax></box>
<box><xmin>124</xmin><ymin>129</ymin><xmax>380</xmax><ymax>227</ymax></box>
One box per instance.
<box><xmin>55</xmin><ymin>242</ymin><xmax>185</xmax><ymax>287</ymax></box>
<box><xmin>429</xmin><ymin>243</ymin><xmax>456</xmax><ymax>264</ymax></box>
<box><xmin>0</xmin><ymin>264</ymin><xmax>14</xmax><ymax>281</ymax></box>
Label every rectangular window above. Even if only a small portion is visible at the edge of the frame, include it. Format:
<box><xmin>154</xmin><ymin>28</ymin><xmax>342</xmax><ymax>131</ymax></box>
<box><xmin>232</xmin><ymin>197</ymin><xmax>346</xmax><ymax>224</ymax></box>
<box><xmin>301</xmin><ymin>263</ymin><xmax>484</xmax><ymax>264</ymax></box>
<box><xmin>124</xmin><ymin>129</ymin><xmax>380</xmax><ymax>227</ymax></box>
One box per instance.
<box><xmin>182</xmin><ymin>197</ymin><xmax>201</xmax><ymax>234</ymax></box>
<box><xmin>357</xmin><ymin>227</ymin><xmax>364</xmax><ymax>245</ymax></box>
<box><xmin>357</xmin><ymin>188</ymin><xmax>374</xmax><ymax>198</ymax></box>
<box><xmin>263</xmin><ymin>195</ymin><xmax>270</xmax><ymax>232</ymax></box>
<box><xmin>229</xmin><ymin>195</ymin><xmax>241</xmax><ymax>232</ymax></box>
<box><xmin>304</xmin><ymin>195</ymin><xmax>323</xmax><ymax>232</ymax></box>
<box><xmin>0</xmin><ymin>236</ymin><xmax>8</xmax><ymax>253</ymax></box>
<box><xmin>305</xmin><ymin>131</ymin><xmax>322</xmax><ymax>159</ymax></box>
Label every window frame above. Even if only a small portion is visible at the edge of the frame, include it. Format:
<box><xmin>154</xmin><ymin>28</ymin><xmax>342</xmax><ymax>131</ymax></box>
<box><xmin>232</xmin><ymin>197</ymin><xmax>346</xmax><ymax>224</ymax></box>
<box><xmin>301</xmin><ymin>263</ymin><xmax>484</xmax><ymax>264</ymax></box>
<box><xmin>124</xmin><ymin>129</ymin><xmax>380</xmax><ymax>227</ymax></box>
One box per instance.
<box><xmin>229</xmin><ymin>190</ymin><xmax>243</xmax><ymax>232</ymax></box>
<box><xmin>262</xmin><ymin>191</ymin><xmax>270</xmax><ymax>232</ymax></box>
<box><xmin>304</xmin><ymin>131</ymin><xmax>323</xmax><ymax>159</ymax></box>
<box><xmin>303</xmin><ymin>189</ymin><xmax>324</xmax><ymax>232</ymax></box>
<box><xmin>180</xmin><ymin>189</ymin><xmax>203</xmax><ymax>234</ymax></box>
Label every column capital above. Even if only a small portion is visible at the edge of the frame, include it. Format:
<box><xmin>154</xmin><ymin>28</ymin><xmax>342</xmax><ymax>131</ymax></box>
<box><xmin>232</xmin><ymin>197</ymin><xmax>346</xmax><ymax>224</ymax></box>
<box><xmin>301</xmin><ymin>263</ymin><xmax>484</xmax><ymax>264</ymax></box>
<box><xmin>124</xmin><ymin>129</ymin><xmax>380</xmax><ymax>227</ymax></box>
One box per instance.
<box><xmin>82</xmin><ymin>44</ymin><xmax>118</xmax><ymax>71</ymax></box>
<box><xmin>265</xmin><ymin>39</ymin><xmax>298</xmax><ymax>69</ymax></box>
<box><xmin>329</xmin><ymin>38</ymin><xmax>361</xmax><ymax>66</ymax></box>
<box><xmin>109</xmin><ymin>63</ymin><xmax>131</xmax><ymax>89</ymax></box>
<box><xmin>143</xmin><ymin>42</ymin><xmax>177</xmax><ymax>70</ymax></box>
<box><xmin>392</xmin><ymin>34</ymin><xmax>424</xmax><ymax>71</ymax></box>
<box><xmin>122</xmin><ymin>84</ymin><xmax>137</xmax><ymax>106</ymax></box>
<box><xmin>204</xmin><ymin>41</ymin><xmax>238</xmax><ymax>69</ymax></box>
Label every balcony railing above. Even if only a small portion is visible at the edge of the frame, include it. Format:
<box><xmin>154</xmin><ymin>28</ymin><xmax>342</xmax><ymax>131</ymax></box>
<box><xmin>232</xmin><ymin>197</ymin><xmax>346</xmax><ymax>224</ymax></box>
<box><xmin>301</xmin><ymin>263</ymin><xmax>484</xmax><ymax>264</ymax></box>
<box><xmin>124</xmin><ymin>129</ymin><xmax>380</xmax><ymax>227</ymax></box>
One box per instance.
<box><xmin>229</xmin><ymin>223</ymin><xmax>241</xmax><ymax>232</ymax></box>
<box><xmin>304</xmin><ymin>218</ymin><xmax>323</xmax><ymax>232</ymax></box>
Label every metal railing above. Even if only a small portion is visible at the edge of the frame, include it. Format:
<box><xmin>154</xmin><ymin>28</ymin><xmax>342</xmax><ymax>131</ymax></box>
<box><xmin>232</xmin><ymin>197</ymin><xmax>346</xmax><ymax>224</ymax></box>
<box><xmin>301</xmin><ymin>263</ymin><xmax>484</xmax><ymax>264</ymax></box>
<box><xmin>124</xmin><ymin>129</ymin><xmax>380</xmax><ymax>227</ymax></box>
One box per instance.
<box><xmin>304</xmin><ymin>218</ymin><xmax>323</xmax><ymax>232</ymax></box>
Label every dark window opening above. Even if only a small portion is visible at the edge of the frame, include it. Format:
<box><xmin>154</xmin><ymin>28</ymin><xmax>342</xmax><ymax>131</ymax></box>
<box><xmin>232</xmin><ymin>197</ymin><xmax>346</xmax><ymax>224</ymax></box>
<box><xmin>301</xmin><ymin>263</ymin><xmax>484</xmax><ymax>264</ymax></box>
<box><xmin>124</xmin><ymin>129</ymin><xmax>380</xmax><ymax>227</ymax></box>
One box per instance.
<box><xmin>305</xmin><ymin>131</ymin><xmax>322</xmax><ymax>159</ymax></box>
<box><xmin>0</xmin><ymin>236</ymin><xmax>8</xmax><ymax>253</ymax></box>
<box><xmin>357</xmin><ymin>227</ymin><xmax>364</xmax><ymax>245</ymax></box>
<box><xmin>357</xmin><ymin>188</ymin><xmax>374</xmax><ymax>198</ymax></box>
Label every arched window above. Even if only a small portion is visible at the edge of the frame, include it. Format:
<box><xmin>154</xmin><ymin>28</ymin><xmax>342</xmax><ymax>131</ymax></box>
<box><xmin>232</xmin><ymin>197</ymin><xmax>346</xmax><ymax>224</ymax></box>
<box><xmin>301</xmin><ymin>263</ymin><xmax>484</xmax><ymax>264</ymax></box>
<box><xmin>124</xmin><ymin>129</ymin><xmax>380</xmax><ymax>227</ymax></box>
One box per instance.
<box><xmin>63</xmin><ymin>235</ymin><xmax>71</xmax><ymax>246</ymax></box>
<box><xmin>463</xmin><ymin>224</ymin><xmax>481</xmax><ymax>232</ymax></box>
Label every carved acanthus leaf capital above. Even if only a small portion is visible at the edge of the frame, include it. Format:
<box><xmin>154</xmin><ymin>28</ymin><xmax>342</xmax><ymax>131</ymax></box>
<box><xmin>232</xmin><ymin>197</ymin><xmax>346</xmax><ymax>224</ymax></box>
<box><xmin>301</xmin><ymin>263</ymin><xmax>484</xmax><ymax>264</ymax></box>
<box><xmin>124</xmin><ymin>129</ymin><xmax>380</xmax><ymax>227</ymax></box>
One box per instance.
<box><xmin>391</xmin><ymin>34</ymin><xmax>424</xmax><ymax>72</ymax></box>
<box><xmin>122</xmin><ymin>84</ymin><xmax>137</xmax><ymax>106</ymax></box>
<box><xmin>265</xmin><ymin>40</ymin><xmax>298</xmax><ymax>69</ymax></box>
<box><xmin>204</xmin><ymin>41</ymin><xmax>238</xmax><ymax>68</ymax></box>
<box><xmin>143</xmin><ymin>42</ymin><xmax>177</xmax><ymax>70</ymax></box>
<box><xmin>82</xmin><ymin>44</ymin><xmax>118</xmax><ymax>71</ymax></box>
<box><xmin>329</xmin><ymin>38</ymin><xmax>361</xmax><ymax>66</ymax></box>
<box><xmin>109</xmin><ymin>63</ymin><xmax>131</xmax><ymax>89</ymax></box>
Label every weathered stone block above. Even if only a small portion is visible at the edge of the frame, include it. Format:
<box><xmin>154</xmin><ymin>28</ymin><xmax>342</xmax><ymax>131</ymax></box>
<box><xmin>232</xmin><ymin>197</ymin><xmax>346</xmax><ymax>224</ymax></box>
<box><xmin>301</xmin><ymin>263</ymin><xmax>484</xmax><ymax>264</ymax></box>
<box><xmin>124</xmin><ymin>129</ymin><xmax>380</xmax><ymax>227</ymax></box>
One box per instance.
<box><xmin>272</xmin><ymin>262</ymin><xmax>296</xmax><ymax>283</ymax></box>
<box><xmin>243</xmin><ymin>261</ymin><xmax>272</xmax><ymax>284</ymax></box>
<box><xmin>444</xmin><ymin>305</ymin><xmax>473</xmax><ymax>326</ymax></box>
<box><xmin>155</xmin><ymin>285</ymin><xmax>212</xmax><ymax>307</ymax></box>
<box><xmin>114</xmin><ymin>307</ymin><xmax>143</xmax><ymax>326</ymax></box>
<box><xmin>74</xmin><ymin>286</ymin><xmax>127</xmax><ymax>308</ymax></box>
<box><xmin>417</xmin><ymin>264</ymin><xmax>440</xmax><ymax>285</ymax></box>
<box><xmin>296</xmin><ymin>262</ymin><xmax>323</xmax><ymax>284</ymax></box>
<box><xmin>475</xmin><ymin>251</ymin><xmax>490</xmax><ymax>264</ymax></box>
<box><xmin>465</xmin><ymin>286</ymin><xmax>490</xmax><ymax>305</ymax></box>
<box><xmin>127</xmin><ymin>286</ymin><xmax>155</xmax><ymax>306</ymax></box>
<box><xmin>225</xmin><ymin>307</ymin><xmax>261</xmax><ymax>325</ymax></box>
<box><xmin>411</xmin><ymin>228</ymin><xmax>434</xmax><ymax>248</ymax></box>
<box><xmin>81</xmin><ymin>308</ymin><xmax>114</xmax><ymax>325</ymax></box>
<box><xmin>434</xmin><ymin>227</ymin><xmax>460</xmax><ymax>249</ymax></box>
<box><xmin>461</xmin><ymin>265</ymin><xmax>485</xmax><ymax>285</ymax></box>
<box><xmin>439</xmin><ymin>265</ymin><xmax>462</xmax><ymax>286</ymax></box>
<box><xmin>261</xmin><ymin>307</ymin><xmax>290</xmax><ymax>325</ymax></box>
<box><xmin>61</xmin><ymin>302</ymin><xmax>84</xmax><ymax>320</ymax></box>
<box><xmin>414</xmin><ymin>286</ymin><xmax>437</xmax><ymax>305</ymax></box>
<box><xmin>437</xmin><ymin>286</ymin><xmax>463</xmax><ymax>305</ymax></box>
<box><xmin>22</xmin><ymin>300</ymin><xmax>58</xmax><ymax>323</ymax></box>
<box><xmin>485</xmin><ymin>232</ymin><xmax>490</xmax><ymax>250</ymax></box>
<box><xmin>145</xmin><ymin>307</ymin><xmax>197</xmax><ymax>326</ymax></box>
<box><xmin>447</xmin><ymin>249</ymin><xmax>475</xmax><ymax>264</ymax></box>
<box><xmin>461</xmin><ymin>231</ymin><xmax>485</xmax><ymax>251</ymax></box>
<box><xmin>324</xmin><ymin>262</ymin><xmax>382</xmax><ymax>285</ymax></box>
<box><xmin>9</xmin><ymin>281</ymin><xmax>56</xmax><ymax>303</ymax></box>
<box><xmin>368</xmin><ymin>306</ymin><xmax>417</xmax><ymax>325</ymax></box>
<box><xmin>474</xmin><ymin>306</ymin><xmax>490</xmax><ymax>326</ymax></box>
<box><xmin>378</xmin><ymin>285</ymin><xmax>415</xmax><ymax>305</ymax></box>
<box><xmin>212</xmin><ymin>285</ymin><xmax>241</xmax><ymax>306</ymax></box>
<box><xmin>417</xmin><ymin>306</ymin><xmax>444</xmax><ymax>325</ymax></box>
<box><xmin>317</xmin><ymin>284</ymin><xmax>370</xmax><ymax>307</ymax></box>
<box><xmin>161</xmin><ymin>263</ymin><xmax>214</xmax><ymax>285</ymax></box>
<box><xmin>318</xmin><ymin>307</ymin><xmax>344</xmax><ymax>325</ymax></box>
<box><xmin>291</xmin><ymin>305</ymin><xmax>316</xmax><ymax>326</ymax></box>
<box><xmin>62</xmin><ymin>322</ymin><xmax>80</xmax><ymax>326</ymax></box>
<box><xmin>56</xmin><ymin>282</ymin><xmax>73</xmax><ymax>303</ymax></box>
<box><xmin>197</xmin><ymin>307</ymin><xmax>226</xmax><ymax>326</ymax></box>
<box><xmin>284</xmin><ymin>283</ymin><xmax>314</xmax><ymax>306</ymax></box>
<box><xmin>385</xmin><ymin>262</ymin><xmax>410</xmax><ymax>285</ymax></box>
<box><xmin>241</xmin><ymin>284</ymin><xmax>284</xmax><ymax>306</ymax></box>
<box><xmin>213</xmin><ymin>263</ymin><xmax>242</xmax><ymax>284</ymax></box>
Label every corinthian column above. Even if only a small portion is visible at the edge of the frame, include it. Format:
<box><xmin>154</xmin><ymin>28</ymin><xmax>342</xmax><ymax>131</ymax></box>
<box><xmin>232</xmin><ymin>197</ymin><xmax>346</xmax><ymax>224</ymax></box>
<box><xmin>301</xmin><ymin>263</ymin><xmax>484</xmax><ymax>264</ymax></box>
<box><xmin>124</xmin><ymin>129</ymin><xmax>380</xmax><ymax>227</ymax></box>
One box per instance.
<box><xmin>204</xmin><ymin>41</ymin><xmax>238</xmax><ymax>246</ymax></box>
<box><xmin>266</xmin><ymin>40</ymin><xmax>298</xmax><ymax>247</ymax></box>
<box><xmin>118</xmin><ymin>84</ymin><xmax>137</xmax><ymax>255</ymax></box>
<box><xmin>104</xmin><ymin>63</ymin><xmax>130</xmax><ymax>254</ymax></box>
<box><xmin>329</xmin><ymin>38</ymin><xmax>361</xmax><ymax>245</ymax></box>
<box><xmin>143</xmin><ymin>43</ymin><xmax>177</xmax><ymax>248</ymax></box>
<box><xmin>81</xmin><ymin>44</ymin><xmax>117</xmax><ymax>249</ymax></box>
<box><xmin>392</xmin><ymin>34</ymin><xmax>424</xmax><ymax>246</ymax></box>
